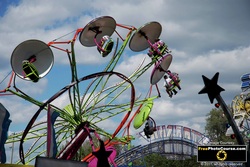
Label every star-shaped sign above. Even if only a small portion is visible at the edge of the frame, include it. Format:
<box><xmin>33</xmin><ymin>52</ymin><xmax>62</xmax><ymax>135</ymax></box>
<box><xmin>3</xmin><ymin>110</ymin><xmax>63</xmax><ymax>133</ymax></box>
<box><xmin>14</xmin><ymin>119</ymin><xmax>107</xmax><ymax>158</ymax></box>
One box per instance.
<box><xmin>198</xmin><ymin>72</ymin><xmax>225</xmax><ymax>103</ymax></box>
<box><xmin>92</xmin><ymin>140</ymin><xmax>113</xmax><ymax>167</ymax></box>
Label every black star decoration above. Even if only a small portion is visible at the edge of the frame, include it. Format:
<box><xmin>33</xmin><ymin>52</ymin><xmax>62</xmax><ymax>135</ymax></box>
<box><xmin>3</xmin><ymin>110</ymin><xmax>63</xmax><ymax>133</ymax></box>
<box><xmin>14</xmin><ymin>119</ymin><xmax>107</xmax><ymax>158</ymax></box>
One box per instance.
<box><xmin>92</xmin><ymin>139</ymin><xmax>113</xmax><ymax>167</ymax></box>
<box><xmin>198</xmin><ymin>72</ymin><xmax>225</xmax><ymax>103</ymax></box>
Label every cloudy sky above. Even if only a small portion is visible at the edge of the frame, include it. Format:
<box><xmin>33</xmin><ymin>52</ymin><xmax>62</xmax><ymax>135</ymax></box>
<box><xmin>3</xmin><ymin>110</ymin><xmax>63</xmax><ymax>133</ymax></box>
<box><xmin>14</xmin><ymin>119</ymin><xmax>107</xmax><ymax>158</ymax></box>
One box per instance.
<box><xmin>0</xmin><ymin>0</ymin><xmax>250</xmax><ymax>163</ymax></box>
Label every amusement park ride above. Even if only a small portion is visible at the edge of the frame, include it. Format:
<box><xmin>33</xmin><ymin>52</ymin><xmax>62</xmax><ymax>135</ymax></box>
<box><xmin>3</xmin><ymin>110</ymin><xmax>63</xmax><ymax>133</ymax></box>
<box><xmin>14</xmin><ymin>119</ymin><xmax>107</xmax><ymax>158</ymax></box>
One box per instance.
<box><xmin>226</xmin><ymin>73</ymin><xmax>250</xmax><ymax>139</ymax></box>
<box><xmin>0</xmin><ymin>16</ymin><xmax>181</xmax><ymax>167</ymax></box>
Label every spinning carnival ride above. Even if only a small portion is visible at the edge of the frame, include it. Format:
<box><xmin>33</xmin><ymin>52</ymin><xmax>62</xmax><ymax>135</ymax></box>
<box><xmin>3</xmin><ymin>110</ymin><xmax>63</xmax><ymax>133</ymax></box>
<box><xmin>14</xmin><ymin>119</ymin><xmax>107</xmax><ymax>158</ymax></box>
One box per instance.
<box><xmin>226</xmin><ymin>73</ymin><xmax>250</xmax><ymax>139</ymax></box>
<box><xmin>0</xmin><ymin>16</ymin><xmax>179</xmax><ymax>166</ymax></box>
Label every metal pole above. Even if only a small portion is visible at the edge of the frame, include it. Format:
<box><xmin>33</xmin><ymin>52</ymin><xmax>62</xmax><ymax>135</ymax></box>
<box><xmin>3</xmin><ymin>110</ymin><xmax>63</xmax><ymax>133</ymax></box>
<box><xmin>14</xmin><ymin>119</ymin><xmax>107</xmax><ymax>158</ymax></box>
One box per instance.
<box><xmin>10</xmin><ymin>142</ymin><xmax>14</xmax><ymax>164</ymax></box>
<box><xmin>216</xmin><ymin>95</ymin><xmax>245</xmax><ymax>145</ymax></box>
<box><xmin>10</xmin><ymin>133</ymin><xmax>15</xmax><ymax>164</ymax></box>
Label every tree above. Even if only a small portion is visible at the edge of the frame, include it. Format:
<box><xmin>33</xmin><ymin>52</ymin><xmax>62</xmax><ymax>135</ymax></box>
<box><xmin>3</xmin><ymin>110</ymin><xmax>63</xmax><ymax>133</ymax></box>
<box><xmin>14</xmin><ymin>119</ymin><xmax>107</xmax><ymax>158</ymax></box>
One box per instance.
<box><xmin>73</xmin><ymin>139</ymin><xmax>94</xmax><ymax>161</ymax></box>
<box><xmin>205</xmin><ymin>107</ymin><xmax>235</xmax><ymax>142</ymax></box>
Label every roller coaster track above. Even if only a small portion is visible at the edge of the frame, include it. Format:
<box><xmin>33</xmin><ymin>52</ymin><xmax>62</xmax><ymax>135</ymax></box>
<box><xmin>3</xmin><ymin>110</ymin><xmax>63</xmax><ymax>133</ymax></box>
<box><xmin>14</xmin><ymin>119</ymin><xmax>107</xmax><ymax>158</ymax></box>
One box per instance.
<box><xmin>115</xmin><ymin>124</ymin><xmax>209</xmax><ymax>166</ymax></box>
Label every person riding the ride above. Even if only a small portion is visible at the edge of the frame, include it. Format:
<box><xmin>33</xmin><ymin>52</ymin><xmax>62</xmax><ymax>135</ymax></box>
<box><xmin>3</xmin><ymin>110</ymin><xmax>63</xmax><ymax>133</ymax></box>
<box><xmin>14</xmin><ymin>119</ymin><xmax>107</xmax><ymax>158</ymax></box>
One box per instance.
<box><xmin>163</xmin><ymin>71</ymin><xmax>181</xmax><ymax>98</ymax></box>
<box><xmin>163</xmin><ymin>75</ymin><xmax>177</xmax><ymax>98</ymax></box>
<box><xmin>97</xmin><ymin>35</ymin><xmax>114</xmax><ymax>57</ymax></box>
<box><xmin>143</xmin><ymin>118</ymin><xmax>156</xmax><ymax>138</ymax></box>
<box><xmin>147</xmin><ymin>39</ymin><xmax>168</xmax><ymax>60</ymax></box>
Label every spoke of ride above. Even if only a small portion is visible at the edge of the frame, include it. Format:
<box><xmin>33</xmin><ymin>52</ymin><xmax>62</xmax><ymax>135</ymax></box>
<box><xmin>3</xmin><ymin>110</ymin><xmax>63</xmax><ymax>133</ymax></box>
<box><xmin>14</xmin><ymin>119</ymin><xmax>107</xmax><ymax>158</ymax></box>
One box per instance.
<box><xmin>79</xmin><ymin>30</ymin><xmax>134</xmax><ymax>120</ymax></box>
<box><xmin>81</xmin><ymin>53</ymin><xmax>155</xmax><ymax>122</ymax></box>
<box><xmin>17</xmin><ymin>120</ymin><xmax>73</xmax><ymax>164</ymax></box>
<box><xmin>83</xmin><ymin>56</ymin><xmax>156</xmax><ymax>123</ymax></box>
